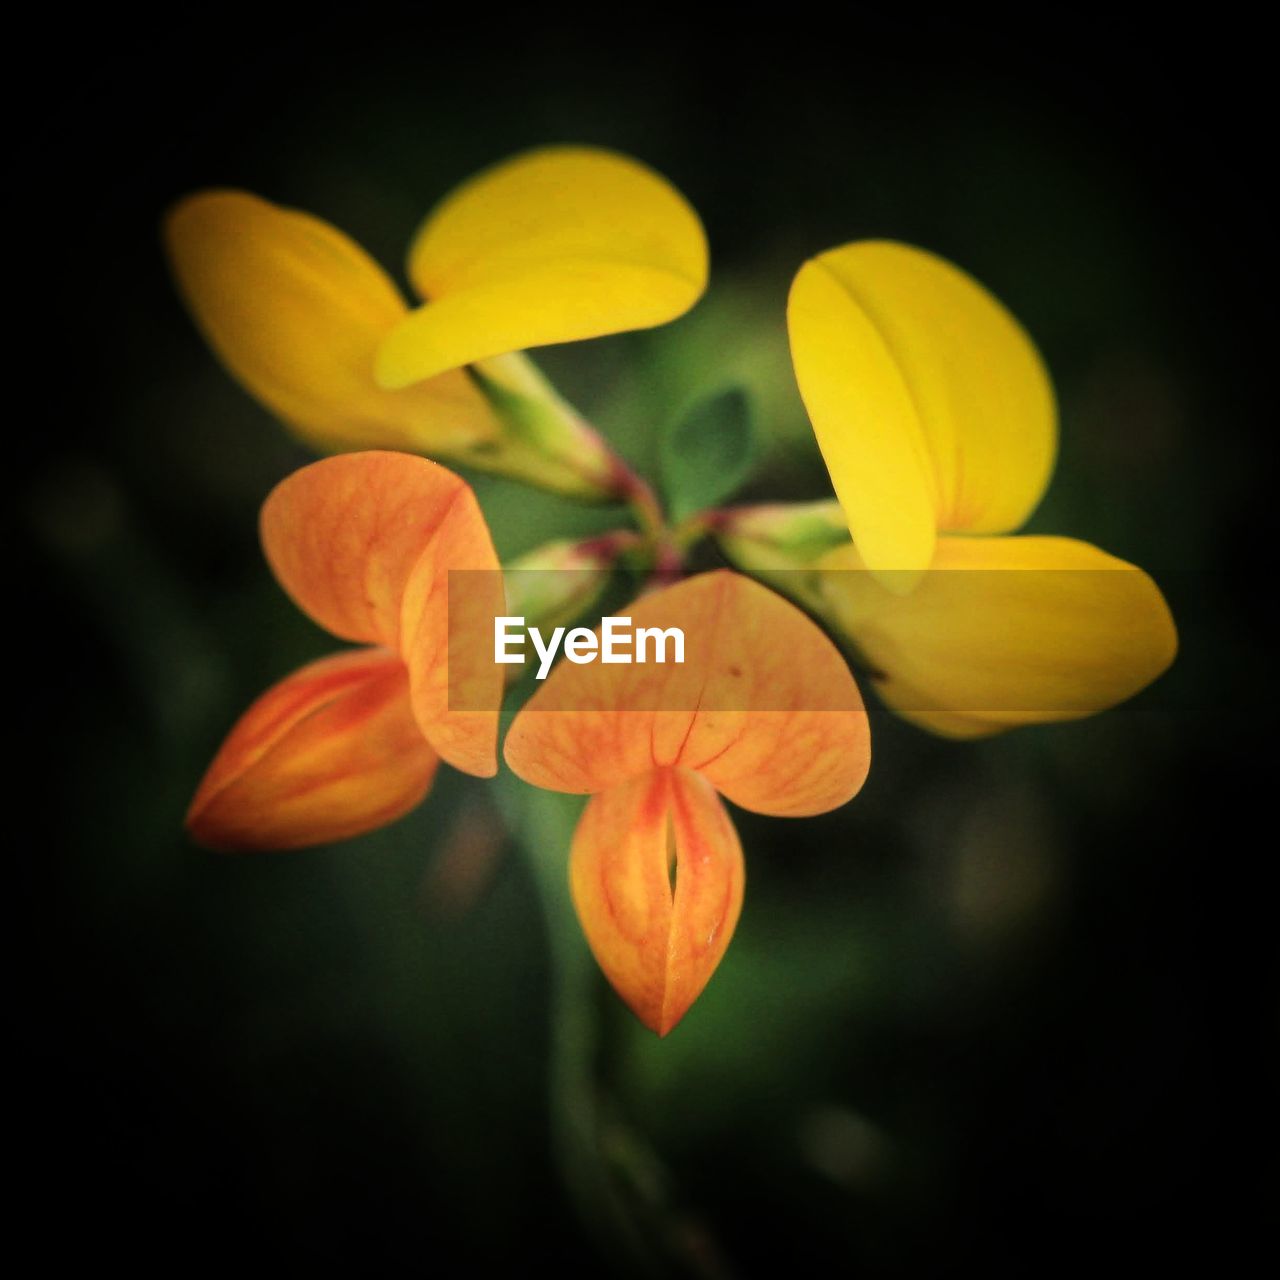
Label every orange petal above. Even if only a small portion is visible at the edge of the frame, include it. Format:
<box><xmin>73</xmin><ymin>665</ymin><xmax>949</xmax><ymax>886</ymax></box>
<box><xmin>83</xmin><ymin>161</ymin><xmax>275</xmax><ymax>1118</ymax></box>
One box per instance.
<box><xmin>503</xmin><ymin>570</ymin><xmax>870</xmax><ymax>816</ymax></box>
<box><xmin>399</xmin><ymin>484</ymin><xmax>507</xmax><ymax>778</ymax></box>
<box><xmin>260</xmin><ymin>451</ymin><xmax>471</xmax><ymax>648</ymax></box>
<box><xmin>186</xmin><ymin>648</ymin><xmax>438</xmax><ymax>852</ymax></box>
<box><xmin>570</xmin><ymin>768</ymin><xmax>744</xmax><ymax>1036</ymax></box>
<box><xmin>259</xmin><ymin>452</ymin><xmax>503</xmax><ymax>774</ymax></box>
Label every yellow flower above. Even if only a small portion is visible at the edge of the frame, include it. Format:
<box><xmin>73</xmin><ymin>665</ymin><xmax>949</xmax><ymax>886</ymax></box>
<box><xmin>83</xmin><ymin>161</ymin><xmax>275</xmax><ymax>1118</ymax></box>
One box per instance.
<box><xmin>164</xmin><ymin>147</ymin><xmax>708</xmax><ymax>497</ymax></box>
<box><xmin>729</xmin><ymin>240</ymin><xmax>1176</xmax><ymax>738</ymax></box>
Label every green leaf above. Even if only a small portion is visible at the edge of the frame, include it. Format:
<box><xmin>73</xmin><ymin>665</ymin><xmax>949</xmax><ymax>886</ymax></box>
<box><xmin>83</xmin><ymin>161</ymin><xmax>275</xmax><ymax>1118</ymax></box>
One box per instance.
<box><xmin>660</xmin><ymin>387</ymin><xmax>758</xmax><ymax>521</ymax></box>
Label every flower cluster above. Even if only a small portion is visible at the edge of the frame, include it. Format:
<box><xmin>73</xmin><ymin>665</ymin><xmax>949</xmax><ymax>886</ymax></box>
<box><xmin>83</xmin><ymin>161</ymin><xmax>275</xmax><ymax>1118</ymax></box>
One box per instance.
<box><xmin>169</xmin><ymin>147</ymin><xmax>1175</xmax><ymax>1033</ymax></box>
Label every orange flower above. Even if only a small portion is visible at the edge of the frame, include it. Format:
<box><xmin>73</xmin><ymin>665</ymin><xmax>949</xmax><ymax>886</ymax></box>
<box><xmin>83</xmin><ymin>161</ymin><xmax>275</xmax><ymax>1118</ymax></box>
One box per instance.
<box><xmin>504</xmin><ymin>571</ymin><xmax>870</xmax><ymax>1034</ymax></box>
<box><xmin>187</xmin><ymin>451</ymin><xmax>502</xmax><ymax>851</ymax></box>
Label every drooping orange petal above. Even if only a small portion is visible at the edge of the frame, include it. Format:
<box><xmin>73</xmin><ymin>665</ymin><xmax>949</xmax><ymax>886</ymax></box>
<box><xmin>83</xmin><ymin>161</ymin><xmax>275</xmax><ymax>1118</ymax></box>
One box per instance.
<box><xmin>503</xmin><ymin>570</ymin><xmax>870</xmax><ymax>816</ymax></box>
<box><xmin>663</xmin><ymin>769</ymin><xmax>747</xmax><ymax>1032</ymax></box>
<box><xmin>258</xmin><ymin>452</ymin><xmax>503</xmax><ymax>775</ymax></box>
<box><xmin>186</xmin><ymin>648</ymin><xmax>438</xmax><ymax>852</ymax></box>
<box><xmin>570</xmin><ymin>768</ymin><xmax>744</xmax><ymax>1036</ymax></box>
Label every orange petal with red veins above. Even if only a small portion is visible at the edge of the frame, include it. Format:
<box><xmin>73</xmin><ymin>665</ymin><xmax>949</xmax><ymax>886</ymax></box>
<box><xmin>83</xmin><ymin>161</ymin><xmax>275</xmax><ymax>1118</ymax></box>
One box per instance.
<box><xmin>570</xmin><ymin>768</ymin><xmax>744</xmax><ymax>1036</ymax></box>
<box><xmin>261</xmin><ymin>450</ymin><xmax>471</xmax><ymax>648</ymax></box>
<box><xmin>259</xmin><ymin>451</ymin><xmax>502</xmax><ymax>775</ymax></box>
<box><xmin>186</xmin><ymin>648</ymin><xmax>438</xmax><ymax>851</ymax></box>
<box><xmin>398</xmin><ymin>481</ymin><xmax>506</xmax><ymax>778</ymax></box>
<box><xmin>503</xmin><ymin>570</ymin><xmax>870</xmax><ymax>816</ymax></box>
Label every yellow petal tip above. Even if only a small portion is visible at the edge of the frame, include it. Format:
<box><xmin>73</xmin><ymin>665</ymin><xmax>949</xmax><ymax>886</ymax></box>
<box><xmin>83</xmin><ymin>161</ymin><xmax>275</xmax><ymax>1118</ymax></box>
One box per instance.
<box><xmin>384</xmin><ymin>146</ymin><xmax>708</xmax><ymax>383</ymax></box>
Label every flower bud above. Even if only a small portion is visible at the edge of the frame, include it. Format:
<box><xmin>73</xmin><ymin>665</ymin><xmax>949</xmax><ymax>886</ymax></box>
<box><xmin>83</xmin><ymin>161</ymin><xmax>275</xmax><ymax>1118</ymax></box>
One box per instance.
<box><xmin>502</xmin><ymin>533</ymin><xmax>633</xmax><ymax>634</ymax></box>
<box><xmin>464</xmin><ymin>354</ymin><xmax>630</xmax><ymax>500</ymax></box>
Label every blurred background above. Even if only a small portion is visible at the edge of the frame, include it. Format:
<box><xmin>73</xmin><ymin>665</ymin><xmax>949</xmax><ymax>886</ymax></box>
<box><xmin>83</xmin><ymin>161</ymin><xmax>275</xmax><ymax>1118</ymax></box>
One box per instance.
<box><xmin>24</xmin><ymin>12</ymin><xmax>1268</xmax><ymax>1273</ymax></box>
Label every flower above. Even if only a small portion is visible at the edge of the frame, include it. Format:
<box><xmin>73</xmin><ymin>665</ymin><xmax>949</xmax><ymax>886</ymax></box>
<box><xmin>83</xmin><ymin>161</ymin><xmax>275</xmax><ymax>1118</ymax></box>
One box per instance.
<box><xmin>724</xmin><ymin>240</ymin><xmax>1176</xmax><ymax>738</ymax></box>
<box><xmin>187</xmin><ymin>451</ymin><xmax>503</xmax><ymax>850</ymax></box>
<box><xmin>503</xmin><ymin>571</ymin><xmax>871</xmax><ymax>1034</ymax></box>
<box><xmin>164</xmin><ymin>146</ymin><xmax>708</xmax><ymax>497</ymax></box>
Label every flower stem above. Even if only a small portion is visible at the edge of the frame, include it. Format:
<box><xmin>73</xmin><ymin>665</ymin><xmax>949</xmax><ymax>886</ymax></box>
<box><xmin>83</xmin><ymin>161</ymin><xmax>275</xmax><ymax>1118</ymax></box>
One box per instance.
<box><xmin>615</xmin><ymin>468</ymin><xmax>666</xmax><ymax>543</ymax></box>
<box><xmin>504</xmin><ymin>782</ymin><xmax>659</xmax><ymax>1271</ymax></box>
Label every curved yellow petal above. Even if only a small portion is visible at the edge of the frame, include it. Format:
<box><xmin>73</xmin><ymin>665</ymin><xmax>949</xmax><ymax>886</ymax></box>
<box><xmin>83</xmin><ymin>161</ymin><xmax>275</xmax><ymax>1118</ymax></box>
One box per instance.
<box><xmin>789</xmin><ymin>255</ymin><xmax>937</xmax><ymax>580</ymax></box>
<box><xmin>789</xmin><ymin>241</ymin><xmax>1056</xmax><ymax>580</ymax></box>
<box><xmin>186</xmin><ymin>648</ymin><xmax>438</xmax><ymax>851</ymax></box>
<box><xmin>818</xmin><ymin>535</ymin><xmax>1177</xmax><ymax>737</ymax></box>
<box><xmin>503</xmin><ymin>570</ymin><xmax>870</xmax><ymax>816</ymax></box>
<box><xmin>570</xmin><ymin>768</ymin><xmax>744</xmax><ymax>1036</ymax></box>
<box><xmin>164</xmin><ymin>190</ymin><xmax>499</xmax><ymax>454</ymax></box>
<box><xmin>375</xmin><ymin>147</ymin><xmax>708</xmax><ymax>388</ymax></box>
<box><xmin>260</xmin><ymin>452</ymin><xmax>502</xmax><ymax>775</ymax></box>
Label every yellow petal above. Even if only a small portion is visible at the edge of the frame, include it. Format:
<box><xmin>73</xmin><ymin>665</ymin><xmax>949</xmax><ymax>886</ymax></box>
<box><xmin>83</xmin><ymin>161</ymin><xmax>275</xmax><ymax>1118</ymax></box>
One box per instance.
<box><xmin>818</xmin><ymin>535</ymin><xmax>1177</xmax><ymax>737</ymax></box>
<box><xmin>259</xmin><ymin>452</ymin><xmax>502</xmax><ymax>775</ymax></box>
<box><xmin>789</xmin><ymin>241</ymin><xmax>1056</xmax><ymax>581</ymax></box>
<box><xmin>503</xmin><ymin>570</ymin><xmax>870</xmax><ymax>816</ymax></box>
<box><xmin>375</xmin><ymin>147</ymin><xmax>708</xmax><ymax>388</ymax></box>
<box><xmin>187</xmin><ymin>648</ymin><xmax>438</xmax><ymax>851</ymax></box>
<box><xmin>570</xmin><ymin>768</ymin><xmax>744</xmax><ymax>1036</ymax></box>
<box><xmin>163</xmin><ymin>190</ymin><xmax>499</xmax><ymax>454</ymax></box>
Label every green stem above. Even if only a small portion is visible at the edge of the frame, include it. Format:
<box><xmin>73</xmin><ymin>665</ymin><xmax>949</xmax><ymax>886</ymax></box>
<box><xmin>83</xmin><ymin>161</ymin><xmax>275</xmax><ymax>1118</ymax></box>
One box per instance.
<box><xmin>616</xmin><ymin>469</ymin><xmax>666</xmax><ymax>543</ymax></box>
<box><xmin>506</xmin><ymin>783</ymin><xmax>662</xmax><ymax>1274</ymax></box>
<box><xmin>463</xmin><ymin>357</ymin><xmax>635</xmax><ymax>501</ymax></box>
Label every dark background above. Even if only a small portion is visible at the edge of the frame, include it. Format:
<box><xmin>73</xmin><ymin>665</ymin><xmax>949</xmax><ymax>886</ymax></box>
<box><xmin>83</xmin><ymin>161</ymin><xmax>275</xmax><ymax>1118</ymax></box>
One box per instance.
<box><xmin>23</xmin><ymin>11</ymin><xmax>1268</xmax><ymax>1273</ymax></box>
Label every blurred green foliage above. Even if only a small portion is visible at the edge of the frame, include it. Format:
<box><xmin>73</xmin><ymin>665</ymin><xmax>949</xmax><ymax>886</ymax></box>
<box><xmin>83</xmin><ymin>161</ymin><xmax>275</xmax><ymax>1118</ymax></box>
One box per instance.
<box><xmin>660</xmin><ymin>387</ymin><xmax>758</xmax><ymax>521</ymax></box>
